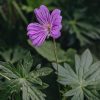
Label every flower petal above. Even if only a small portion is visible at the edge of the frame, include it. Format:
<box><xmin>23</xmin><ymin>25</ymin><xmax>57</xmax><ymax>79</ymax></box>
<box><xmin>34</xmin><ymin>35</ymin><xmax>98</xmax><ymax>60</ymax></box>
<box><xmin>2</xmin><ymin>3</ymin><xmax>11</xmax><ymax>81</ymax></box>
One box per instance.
<box><xmin>50</xmin><ymin>9</ymin><xmax>62</xmax><ymax>26</ymax></box>
<box><xmin>27</xmin><ymin>23</ymin><xmax>44</xmax><ymax>32</ymax></box>
<box><xmin>51</xmin><ymin>30</ymin><xmax>61</xmax><ymax>39</ymax></box>
<box><xmin>50</xmin><ymin>9</ymin><xmax>62</xmax><ymax>39</ymax></box>
<box><xmin>34</xmin><ymin>5</ymin><xmax>50</xmax><ymax>24</ymax></box>
<box><xmin>27</xmin><ymin>23</ymin><xmax>47</xmax><ymax>46</ymax></box>
<box><xmin>31</xmin><ymin>33</ymin><xmax>47</xmax><ymax>46</ymax></box>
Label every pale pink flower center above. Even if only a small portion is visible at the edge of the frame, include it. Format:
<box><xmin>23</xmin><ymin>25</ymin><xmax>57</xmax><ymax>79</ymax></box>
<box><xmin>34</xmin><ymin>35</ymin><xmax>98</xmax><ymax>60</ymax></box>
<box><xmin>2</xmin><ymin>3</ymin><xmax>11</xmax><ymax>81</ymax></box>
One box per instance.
<box><xmin>43</xmin><ymin>23</ymin><xmax>52</xmax><ymax>38</ymax></box>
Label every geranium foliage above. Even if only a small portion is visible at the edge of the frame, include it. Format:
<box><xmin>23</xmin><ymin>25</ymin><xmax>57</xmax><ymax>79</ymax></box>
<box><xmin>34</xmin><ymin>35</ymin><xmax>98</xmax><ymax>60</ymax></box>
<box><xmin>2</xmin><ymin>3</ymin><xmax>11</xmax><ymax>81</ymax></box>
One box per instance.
<box><xmin>0</xmin><ymin>52</ymin><xmax>53</xmax><ymax>100</ymax></box>
<box><xmin>53</xmin><ymin>49</ymin><xmax>100</xmax><ymax>100</ymax></box>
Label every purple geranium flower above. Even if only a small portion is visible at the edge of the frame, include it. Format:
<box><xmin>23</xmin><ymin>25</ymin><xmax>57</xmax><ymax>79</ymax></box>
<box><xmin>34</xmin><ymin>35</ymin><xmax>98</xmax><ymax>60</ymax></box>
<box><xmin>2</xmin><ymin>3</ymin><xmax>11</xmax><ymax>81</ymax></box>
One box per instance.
<box><xmin>27</xmin><ymin>5</ymin><xmax>62</xmax><ymax>46</ymax></box>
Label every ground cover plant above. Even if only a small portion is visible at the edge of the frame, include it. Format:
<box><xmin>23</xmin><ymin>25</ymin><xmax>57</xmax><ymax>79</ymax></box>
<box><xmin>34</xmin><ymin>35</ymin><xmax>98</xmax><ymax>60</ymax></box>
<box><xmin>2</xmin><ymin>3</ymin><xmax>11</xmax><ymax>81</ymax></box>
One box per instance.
<box><xmin>0</xmin><ymin>0</ymin><xmax>100</xmax><ymax>100</ymax></box>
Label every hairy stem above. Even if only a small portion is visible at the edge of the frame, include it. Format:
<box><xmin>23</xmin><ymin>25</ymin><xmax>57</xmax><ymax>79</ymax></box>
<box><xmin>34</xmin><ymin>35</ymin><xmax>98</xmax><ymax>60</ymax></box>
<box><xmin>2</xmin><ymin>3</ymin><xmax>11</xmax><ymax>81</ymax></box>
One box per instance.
<box><xmin>53</xmin><ymin>39</ymin><xmax>58</xmax><ymax>71</ymax></box>
<box><xmin>0</xmin><ymin>72</ymin><xmax>10</xmax><ymax>80</ymax></box>
<box><xmin>53</xmin><ymin>38</ymin><xmax>61</xmax><ymax>99</ymax></box>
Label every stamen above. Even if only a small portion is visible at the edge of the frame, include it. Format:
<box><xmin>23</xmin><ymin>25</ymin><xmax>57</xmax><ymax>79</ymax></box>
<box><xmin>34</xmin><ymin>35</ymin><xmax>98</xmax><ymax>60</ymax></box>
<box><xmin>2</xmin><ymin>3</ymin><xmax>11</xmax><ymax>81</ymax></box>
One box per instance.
<box><xmin>44</xmin><ymin>23</ymin><xmax>51</xmax><ymax>38</ymax></box>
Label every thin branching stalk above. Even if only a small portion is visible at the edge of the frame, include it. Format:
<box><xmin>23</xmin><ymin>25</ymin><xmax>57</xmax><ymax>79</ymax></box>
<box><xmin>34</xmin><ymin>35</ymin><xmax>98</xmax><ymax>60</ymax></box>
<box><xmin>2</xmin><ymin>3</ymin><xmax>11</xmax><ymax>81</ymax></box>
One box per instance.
<box><xmin>53</xmin><ymin>38</ymin><xmax>61</xmax><ymax>99</ymax></box>
<box><xmin>53</xmin><ymin>38</ymin><xmax>58</xmax><ymax>71</ymax></box>
<box><xmin>0</xmin><ymin>72</ymin><xmax>11</xmax><ymax>80</ymax></box>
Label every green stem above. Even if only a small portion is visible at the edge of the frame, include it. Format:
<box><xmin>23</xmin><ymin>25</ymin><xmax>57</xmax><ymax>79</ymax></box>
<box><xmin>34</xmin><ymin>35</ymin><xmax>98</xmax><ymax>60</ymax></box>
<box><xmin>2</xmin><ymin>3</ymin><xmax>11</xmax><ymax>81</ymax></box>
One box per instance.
<box><xmin>62</xmin><ymin>96</ymin><xmax>67</xmax><ymax>100</ymax></box>
<box><xmin>53</xmin><ymin>38</ymin><xmax>61</xmax><ymax>99</ymax></box>
<box><xmin>0</xmin><ymin>73</ymin><xmax>11</xmax><ymax>80</ymax></box>
<box><xmin>53</xmin><ymin>39</ymin><xmax>58</xmax><ymax>70</ymax></box>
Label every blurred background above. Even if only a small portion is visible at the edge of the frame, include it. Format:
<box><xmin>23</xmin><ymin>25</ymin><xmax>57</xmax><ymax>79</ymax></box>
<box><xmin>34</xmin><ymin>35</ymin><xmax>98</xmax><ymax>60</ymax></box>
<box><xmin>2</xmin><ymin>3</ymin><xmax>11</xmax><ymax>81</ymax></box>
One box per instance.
<box><xmin>0</xmin><ymin>0</ymin><xmax>100</xmax><ymax>47</ymax></box>
<box><xmin>0</xmin><ymin>0</ymin><xmax>100</xmax><ymax>100</ymax></box>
